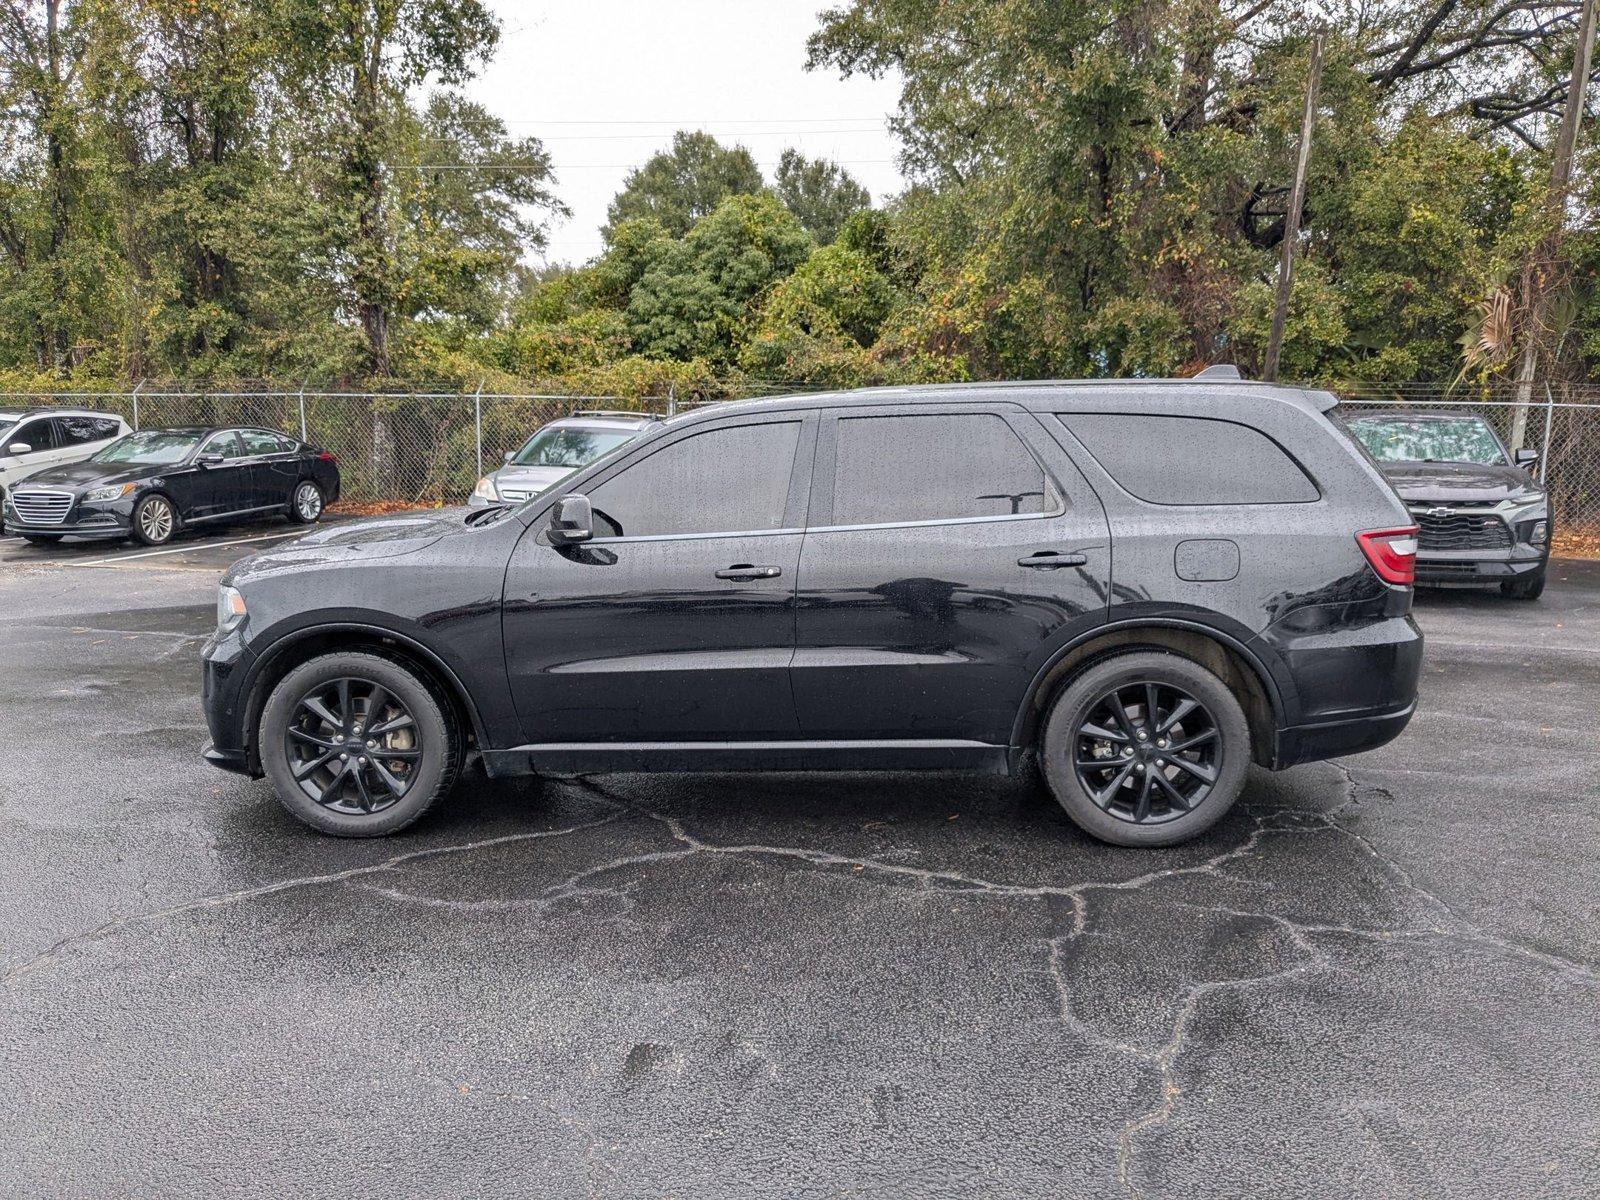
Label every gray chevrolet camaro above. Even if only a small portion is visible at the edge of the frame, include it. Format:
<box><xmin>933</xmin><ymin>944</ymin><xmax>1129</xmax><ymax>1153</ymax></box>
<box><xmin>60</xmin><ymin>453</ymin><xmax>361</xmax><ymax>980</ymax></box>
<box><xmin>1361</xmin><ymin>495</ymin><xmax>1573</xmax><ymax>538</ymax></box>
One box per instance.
<box><xmin>469</xmin><ymin>411</ymin><xmax>663</xmax><ymax>506</ymax></box>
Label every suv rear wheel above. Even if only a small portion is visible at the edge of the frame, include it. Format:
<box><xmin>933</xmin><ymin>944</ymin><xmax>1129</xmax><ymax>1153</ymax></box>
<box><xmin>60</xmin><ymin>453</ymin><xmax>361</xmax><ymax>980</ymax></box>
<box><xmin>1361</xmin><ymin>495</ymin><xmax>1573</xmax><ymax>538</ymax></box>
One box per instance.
<box><xmin>1039</xmin><ymin>651</ymin><xmax>1251</xmax><ymax>847</ymax></box>
<box><xmin>260</xmin><ymin>652</ymin><xmax>459</xmax><ymax>836</ymax></box>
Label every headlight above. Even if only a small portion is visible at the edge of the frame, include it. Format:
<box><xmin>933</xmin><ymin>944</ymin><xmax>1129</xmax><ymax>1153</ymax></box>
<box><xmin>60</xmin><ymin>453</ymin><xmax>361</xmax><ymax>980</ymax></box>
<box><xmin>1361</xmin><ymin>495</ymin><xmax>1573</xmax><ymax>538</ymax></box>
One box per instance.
<box><xmin>85</xmin><ymin>482</ymin><xmax>136</xmax><ymax>503</ymax></box>
<box><xmin>217</xmin><ymin>585</ymin><xmax>247</xmax><ymax>633</ymax></box>
<box><xmin>472</xmin><ymin>475</ymin><xmax>499</xmax><ymax>501</ymax></box>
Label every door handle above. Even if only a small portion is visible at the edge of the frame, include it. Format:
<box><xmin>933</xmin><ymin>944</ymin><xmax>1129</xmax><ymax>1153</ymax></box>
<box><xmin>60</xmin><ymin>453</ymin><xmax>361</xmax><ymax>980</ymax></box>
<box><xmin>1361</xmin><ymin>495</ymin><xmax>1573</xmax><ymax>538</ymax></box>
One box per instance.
<box><xmin>716</xmin><ymin>564</ymin><xmax>782</xmax><ymax>580</ymax></box>
<box><xmin>1018</xmin><ymin>550</ymin><xmax>1087</xmax><ymax>569</ymax></box>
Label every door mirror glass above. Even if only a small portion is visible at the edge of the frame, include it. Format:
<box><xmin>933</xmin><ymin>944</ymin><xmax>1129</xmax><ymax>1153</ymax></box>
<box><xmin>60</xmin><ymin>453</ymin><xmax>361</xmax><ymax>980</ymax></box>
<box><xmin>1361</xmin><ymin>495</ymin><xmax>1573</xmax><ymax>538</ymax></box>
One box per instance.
<box><xmin>549</xmin><ymin>494</ymin><xmax>593</xmax><ymax>545</ymax></box>
<box><xmin>197</xmin><ymin>452</ymin><xmax>225</xmax><ymax>466</ymax></box>
<box><xmin>1514</xmin><ymin>447</ymin><xmax>1538</xmax><ymax>467</ymax></box>
<box><xmin>7</xmin><ymin>442</ymin><xmax>31</xmax><ymax>456</ymax></box>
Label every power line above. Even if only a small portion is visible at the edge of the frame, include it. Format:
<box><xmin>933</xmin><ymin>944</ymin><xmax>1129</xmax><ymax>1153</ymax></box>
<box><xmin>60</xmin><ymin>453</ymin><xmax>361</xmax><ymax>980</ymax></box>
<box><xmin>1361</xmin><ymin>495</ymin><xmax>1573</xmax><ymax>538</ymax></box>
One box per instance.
<box><xmin>389</xmin><ymin>158</ymin><xmax>898</xmax><ymax>170</ymax></box>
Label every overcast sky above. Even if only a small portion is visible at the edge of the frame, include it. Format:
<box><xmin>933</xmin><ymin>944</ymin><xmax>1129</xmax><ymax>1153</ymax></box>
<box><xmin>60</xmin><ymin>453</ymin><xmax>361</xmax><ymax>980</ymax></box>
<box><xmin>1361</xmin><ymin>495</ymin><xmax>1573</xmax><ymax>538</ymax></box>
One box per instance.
<box><xmin>466</xmin><ymin>1</ymin><xmax>907</xmax><ymax>265</ymax></box>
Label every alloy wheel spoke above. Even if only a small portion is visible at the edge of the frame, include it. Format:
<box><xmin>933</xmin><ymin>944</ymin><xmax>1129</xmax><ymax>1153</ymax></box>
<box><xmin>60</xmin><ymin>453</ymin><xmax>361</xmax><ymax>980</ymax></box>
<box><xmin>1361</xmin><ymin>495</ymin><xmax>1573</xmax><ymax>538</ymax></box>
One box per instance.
<box><xmin>367</xmin><ymin>713</ymin><xmax>415</xmax><ymax>737</ymax></box>
<box><xmin>1093</xmin><ymin>762</ymin><xmax>1136</xmax><ymax>808</ymax></box>
<box><xmin>300</xmin><ymin>696</ymin><xmax>342</xmax><ymax>731</ymax></box>
<box><xmin>1076</xmin><ymin>754</ymin><xmax>1122</xmax><ymax>770</ymax></box>
<box><xmin>350</xmin><ymin>764</ymin><xmax>377</xmax><ymax>812</ymax></box>
<box><xmin>1165</xmin><ymin>754</ymin><xmax>1217</xmax><ymax>785</ymax></box>
<box><xmin>1157</xmin><ymin>698</ymin><xmax>1198</xmax><ymax>735</ymax></box>
<box><xmin>374</xmin><ymin>747</ymin><xmax>421</xmax><ymax>761</ymax></box>
<box><xmin>363</xmin><ymin>684</ymin><xmax>389</xmax><ymax>728</ymax></box>
<box><xmin>1152</xmin><ymin>768</ymin><xmax>1191</xmax><ymax>811</ymax></box>
<box><xmin>1144</xmin><ymin>683</ymin><xmax>1161</xmax><ymax>733</ymax></box>
<box><xmin>1168</xmin><ymin>729</ymin><xmax>1217</xmax><ymax>753</ymax></box>
<box><xmin>315</xmin><ymin>761</ymin><xmax>350</xmax><ymax>806</ymax></box>
<box><xmin>369</xmin><ymin>758</ymin><xmax>409</xmax><ymax>798</ymax></box>
<box><xmin>1132</xmin><ymin>771</ymin><xmax>1155</xmax><ymax>821</ymax></box>
<box><xmin>336</xmin><ymin>679</ymin><xmax>353</xmax><ymax>728</ymax></box>
<box><xmin>1080</xmin><ymin>721</ymin><xmax>1128</xmax><ymax>744</ymax></box>
<box><xmin>289</xmin><ymin>727</ymin><xmax>341</xmax><ymax>751</ymax></box>
<box><xmin>293</xmin><ymin>749</ymin><xmax>337</xmax><ymax>781</ymax></box>
<box><xmin>1107</xmin><ymin>692</ymin><xmax>1139</xmax><ymax>740</ymax></box>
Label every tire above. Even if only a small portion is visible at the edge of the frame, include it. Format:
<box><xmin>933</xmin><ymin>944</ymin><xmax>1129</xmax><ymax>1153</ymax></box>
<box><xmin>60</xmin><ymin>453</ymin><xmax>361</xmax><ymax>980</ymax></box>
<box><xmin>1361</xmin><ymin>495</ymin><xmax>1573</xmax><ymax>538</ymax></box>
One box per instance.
<box><xmin>1038</xmin><ymin>650</ymin><xmax>1252</xmax><ymax>848</ymax></box>
<box><xmin>259</xmin><ymin>651</ymin><xmax>460</xmax><ymax>837</ymax></box>
<box><xmin>1500</xmin><ymin>566</ymin><xmax>1546</xmax><ymax>601</ymax></box>
<box><xmin>131</xmin><ymin>494</ymin><xmax>178</xmax><ymax>546</ymax></box>
<box><xmin>288</xmin><ymin>479</ymin><xmax>325</xmax><ymax>525</ymax></box>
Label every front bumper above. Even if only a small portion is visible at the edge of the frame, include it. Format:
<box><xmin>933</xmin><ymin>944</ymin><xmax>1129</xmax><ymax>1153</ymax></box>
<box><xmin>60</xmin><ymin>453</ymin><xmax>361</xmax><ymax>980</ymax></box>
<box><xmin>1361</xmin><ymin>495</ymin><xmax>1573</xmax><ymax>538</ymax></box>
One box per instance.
<box><xmin>3</xmin><ymin>493</ymin><xmax>135</xmax><ymax>539</ymax></box>
<box><xmin>1414</xmin><ymin>548</ymin><xmax>1546</xmax><ymax>584</ymax></box>
<box><xmin>201</xmin><ymin>624</ymin><xmax>262</xmax><ymax>777</ymax></box>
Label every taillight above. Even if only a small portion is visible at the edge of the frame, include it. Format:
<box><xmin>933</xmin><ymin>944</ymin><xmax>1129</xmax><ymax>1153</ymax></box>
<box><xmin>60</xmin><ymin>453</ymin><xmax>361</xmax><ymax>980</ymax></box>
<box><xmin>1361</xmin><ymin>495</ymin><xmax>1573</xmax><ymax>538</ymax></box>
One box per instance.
<box><xmin>1357</xmin><ymin>526</ymin><xmax>1418</xmax><ymax>586</ymax></box>
<box><xmin>317</xmin><ymin>451</ymin><xmax>337</xmax><ymax>463</ymax></box>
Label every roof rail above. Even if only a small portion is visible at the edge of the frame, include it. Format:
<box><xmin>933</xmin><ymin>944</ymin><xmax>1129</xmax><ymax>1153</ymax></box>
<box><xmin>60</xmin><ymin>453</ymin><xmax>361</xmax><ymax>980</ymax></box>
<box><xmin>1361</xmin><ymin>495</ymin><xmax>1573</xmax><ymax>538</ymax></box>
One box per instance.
<box><xmin>1192</xmin><ymin>364</ymin><xmax>1243</xmax><ymax>380</ymax></box>
<box><xmin>570</xmin><ymin>408</ymin><xmax>666</xmax><ymax>421</ymax></box>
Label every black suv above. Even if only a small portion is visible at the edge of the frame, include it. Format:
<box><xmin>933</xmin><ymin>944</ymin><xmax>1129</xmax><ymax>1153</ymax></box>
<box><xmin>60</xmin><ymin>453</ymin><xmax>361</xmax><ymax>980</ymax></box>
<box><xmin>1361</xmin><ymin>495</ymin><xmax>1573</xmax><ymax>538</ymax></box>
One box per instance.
<box><xmin>1343</xmin><ymin>410</ymin><xmax>1550</xmax><ymax>599</ymax></box>
<box><xmin>202</xmin><ymin>373</ymin><xmax>1423</xmax><ymax>847</ymax></box>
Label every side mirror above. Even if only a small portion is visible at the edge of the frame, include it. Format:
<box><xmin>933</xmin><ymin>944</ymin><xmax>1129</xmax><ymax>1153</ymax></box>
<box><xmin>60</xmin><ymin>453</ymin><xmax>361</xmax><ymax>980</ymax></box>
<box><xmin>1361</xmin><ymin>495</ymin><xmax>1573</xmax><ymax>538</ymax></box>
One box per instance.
<box><xmin>6</xmin><ymin>442</ymin><xmax>31</xmax><ymax>456</ymax></box>
<box><xmin>1514</xmin><ymin>448</ymin><xmax>1538</xmax><ymax>467</ymax></box>
<box><xmin>504</xmin><ymin>451</ymin><xmax>516</xmax><ymax>463</ymax></box>
<box><xmin>548</xmin><ymin>494</ymin><xmax>593</xmax><ymax>545</ymax></box>
<box><xmin>197</xmin><ymin>453</ymin><xmax>225</xmax><ymax>466</ymax></box>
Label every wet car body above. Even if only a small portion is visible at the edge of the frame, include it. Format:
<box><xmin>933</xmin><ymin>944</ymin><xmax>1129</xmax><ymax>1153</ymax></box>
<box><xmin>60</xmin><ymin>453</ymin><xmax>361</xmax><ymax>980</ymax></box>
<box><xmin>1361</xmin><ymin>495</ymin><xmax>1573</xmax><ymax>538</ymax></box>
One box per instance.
<box><xmin>203</xmin><ymin>379</ymin><xmax>1422</xmax><ymax>813</ymax></box>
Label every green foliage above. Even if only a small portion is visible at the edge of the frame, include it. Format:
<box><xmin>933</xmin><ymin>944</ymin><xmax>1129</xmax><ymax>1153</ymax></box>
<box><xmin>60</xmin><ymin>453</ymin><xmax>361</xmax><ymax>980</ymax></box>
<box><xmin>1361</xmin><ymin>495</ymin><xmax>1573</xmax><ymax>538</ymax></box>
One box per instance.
<box><xmin>772</xmin><ymin>149</ymin><xmax>870</xmax><ymax>244</ymax></box>
<box><xmin>603</xmin><ymin>131</ymin><xmax>765</xmax><ymax>242</ymax></box>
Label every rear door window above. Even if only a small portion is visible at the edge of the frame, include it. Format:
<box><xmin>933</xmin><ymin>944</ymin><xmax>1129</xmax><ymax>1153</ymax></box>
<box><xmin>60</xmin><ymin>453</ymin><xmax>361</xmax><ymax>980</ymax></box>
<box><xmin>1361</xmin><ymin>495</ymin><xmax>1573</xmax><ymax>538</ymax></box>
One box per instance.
<box><xmin>587</xmin><ymin>420</ymin><xmax>802</xmax><ymax>539</ymax></box>
<box><xmin>1060</xmin><ymin>414</ymin><xmax>1318</xmax><ymax>504</ymax></box>
<box><xmin>56</xmin><ymin>415</ymin><xmax>121</xmax><ymax>444</ymax></box>
<box><xmin>829</xmin><ymin>413</ymin><xmax>1052</xmax><ymax>526</ymax></box>
<box><xmin>241</xmin><ymin>430</ymin><xmax>293</xmax><ymax>456</ymax></box>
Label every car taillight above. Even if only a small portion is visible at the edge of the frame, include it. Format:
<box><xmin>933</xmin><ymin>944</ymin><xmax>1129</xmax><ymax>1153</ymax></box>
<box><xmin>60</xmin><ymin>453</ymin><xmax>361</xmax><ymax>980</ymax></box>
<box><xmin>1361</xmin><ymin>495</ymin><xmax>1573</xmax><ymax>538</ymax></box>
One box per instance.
<box><xmin>317</xmin><ymin>451</ymin><xmax>336</xmax><ymax>463</ymax></box>
<box><xmin>1356</xmin><ymin>526</ymin><xmax>1418</xmax><ymax>586</ymax></box>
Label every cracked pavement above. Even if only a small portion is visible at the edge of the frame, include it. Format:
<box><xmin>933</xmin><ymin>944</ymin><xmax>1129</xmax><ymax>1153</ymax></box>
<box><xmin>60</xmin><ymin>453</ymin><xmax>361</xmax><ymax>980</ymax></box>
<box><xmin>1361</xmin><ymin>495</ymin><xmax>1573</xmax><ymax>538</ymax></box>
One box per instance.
<box><xmin>1</xmin><ymin>543</ymin><xmax>1597</xmax><ymax>1198</ymax></box>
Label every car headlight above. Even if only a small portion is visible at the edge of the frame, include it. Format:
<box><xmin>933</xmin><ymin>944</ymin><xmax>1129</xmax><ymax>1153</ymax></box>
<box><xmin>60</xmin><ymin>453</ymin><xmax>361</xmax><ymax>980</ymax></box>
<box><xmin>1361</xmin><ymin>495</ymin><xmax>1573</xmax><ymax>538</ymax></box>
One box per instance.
<box><xmin>217</xmin><ymin>585</ymin><xmax>247</xmax><ymax>633</ymax></box>
<box><xmin>85</xmin><ymin>482</ymin><xmax>136</xmax><ymax>503</ymax></box>
<box><xmin>472</xmin><ymin>475</ymin><xmax>499</xmax><ymax>501</ymax></box>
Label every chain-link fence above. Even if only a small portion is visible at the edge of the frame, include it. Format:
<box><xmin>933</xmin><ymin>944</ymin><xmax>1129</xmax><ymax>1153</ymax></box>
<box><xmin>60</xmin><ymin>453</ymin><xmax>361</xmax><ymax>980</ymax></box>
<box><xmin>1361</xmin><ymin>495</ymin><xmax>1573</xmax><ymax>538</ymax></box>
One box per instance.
<box><xmin>5</xmin><ymin>383</ymin><xmax>1598</xmax><ymax>547</ymax></box>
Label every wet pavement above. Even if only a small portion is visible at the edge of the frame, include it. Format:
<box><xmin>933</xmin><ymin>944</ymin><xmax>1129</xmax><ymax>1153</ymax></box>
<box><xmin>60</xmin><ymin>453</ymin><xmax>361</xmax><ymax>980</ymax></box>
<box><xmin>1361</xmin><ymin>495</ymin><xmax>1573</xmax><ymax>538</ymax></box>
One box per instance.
<box><xmin>1</xmin><ymin>533</ymin><xmax>1596</xmax><ymax>1198</ymax></box>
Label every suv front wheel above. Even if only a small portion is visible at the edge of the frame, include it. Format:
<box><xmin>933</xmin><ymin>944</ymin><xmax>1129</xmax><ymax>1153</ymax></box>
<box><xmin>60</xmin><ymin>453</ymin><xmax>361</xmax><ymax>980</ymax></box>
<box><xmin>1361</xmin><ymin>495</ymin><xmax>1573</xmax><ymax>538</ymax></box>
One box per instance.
<box><xmin>1039</xmin><ymin>651</ymin><xmax>1251</xmax><ymax>847</ymax></box>
<box><xmin>260</xmin><ymin>652</ymin><xmax>460</xmax><ymax>836</ymax></box>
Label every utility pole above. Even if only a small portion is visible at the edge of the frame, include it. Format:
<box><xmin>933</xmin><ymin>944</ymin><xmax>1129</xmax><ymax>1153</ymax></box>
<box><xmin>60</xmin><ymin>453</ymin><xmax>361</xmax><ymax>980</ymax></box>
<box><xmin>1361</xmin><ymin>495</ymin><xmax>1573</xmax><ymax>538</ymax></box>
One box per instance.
<box><xmin>1509</xmin><ymin>0</ymin><xmax>1598</xmax><ymax>450</ymax></box>
<box><xmin>1263</xmin><ymin>30</ymin><xmax>1325</xmax><ymax>383</ymax></box>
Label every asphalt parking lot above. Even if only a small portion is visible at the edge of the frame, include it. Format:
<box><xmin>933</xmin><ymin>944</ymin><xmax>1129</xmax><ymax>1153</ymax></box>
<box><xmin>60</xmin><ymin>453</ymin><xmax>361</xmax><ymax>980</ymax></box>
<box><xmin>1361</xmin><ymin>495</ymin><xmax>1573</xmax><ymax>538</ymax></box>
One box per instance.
<box><xmin>1</xmin><ymin>524</ymin><xmax>1596</xmax><ymax>1199</ymax></box>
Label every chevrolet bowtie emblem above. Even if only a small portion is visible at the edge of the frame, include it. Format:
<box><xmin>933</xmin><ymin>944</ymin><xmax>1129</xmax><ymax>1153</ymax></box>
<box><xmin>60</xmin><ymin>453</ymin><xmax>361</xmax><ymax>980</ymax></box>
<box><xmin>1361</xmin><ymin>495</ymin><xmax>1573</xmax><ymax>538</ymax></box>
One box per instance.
<box><xmin>1425</xmin><ymin>506</ymin><xmax>1453</xmax><ymax>518</ymax></box>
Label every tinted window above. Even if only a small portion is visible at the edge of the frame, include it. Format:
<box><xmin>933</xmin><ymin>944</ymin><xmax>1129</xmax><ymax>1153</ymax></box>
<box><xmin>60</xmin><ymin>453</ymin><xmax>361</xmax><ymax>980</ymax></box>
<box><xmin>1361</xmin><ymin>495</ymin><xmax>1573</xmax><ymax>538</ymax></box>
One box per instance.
<box><xmin>241</xmin><ymin>429</ymin><xmax>293</xmax><ymax>455</ymax></box>
<box><xmin>202</xmin><ymin>432</ymin><xmax>246</xmax><ymax>460</ymax></box>
<box><xmin>830</xmin><ymin>413</ymin><xmax>1051</xmax><ymax>526</ymax></box>
<box><xmin>56</xmin><ymin>416</ymin><xmax>121</xmax><ymax>444</ymax></box>
<box><xmin>1062</xmin><ymin>414</ymin><xmax>1318</xmax><ymax>504</ymax></box>
<box><xmin>587</xmin><ymin>421</ymin><xmax>800</xmax><ymax>538</ymax></box>
<box><xmin>9</xmin><ymin>419</ymin><xmax>57</xmax><ymax>452</ymax></box>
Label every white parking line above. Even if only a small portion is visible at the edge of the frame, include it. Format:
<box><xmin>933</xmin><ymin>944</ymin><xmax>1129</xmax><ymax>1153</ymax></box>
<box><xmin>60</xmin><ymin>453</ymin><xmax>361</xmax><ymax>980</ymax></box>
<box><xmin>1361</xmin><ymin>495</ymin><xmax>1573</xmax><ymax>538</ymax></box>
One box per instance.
<box><xmin>60</xmin><ymin>529</ymin><xmax>304</xmax><ymax>567</ymax></box>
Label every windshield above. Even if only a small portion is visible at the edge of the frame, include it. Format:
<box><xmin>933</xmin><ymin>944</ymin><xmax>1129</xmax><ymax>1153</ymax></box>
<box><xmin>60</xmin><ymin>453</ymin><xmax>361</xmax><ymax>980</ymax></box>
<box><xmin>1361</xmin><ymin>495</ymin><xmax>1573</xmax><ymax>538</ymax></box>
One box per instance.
<box><xmin>1345</xmin><ymin>416</ymin><xmax>1507</xmax><ymax>466</ymax></box>
<box><xmin>90</xmin><ymin>430</ymin><xmax>203</xmax><ymax>466</ymax></box>
<box><xmin>512</xmin><ymin>425</ymin><xmax>635</xmax><ymax>469</ymax></box>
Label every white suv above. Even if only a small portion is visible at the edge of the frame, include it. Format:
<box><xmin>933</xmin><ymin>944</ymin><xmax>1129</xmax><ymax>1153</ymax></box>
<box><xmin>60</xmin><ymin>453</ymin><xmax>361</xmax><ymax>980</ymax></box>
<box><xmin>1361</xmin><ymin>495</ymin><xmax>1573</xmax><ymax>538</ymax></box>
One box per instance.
<box><xmin>0</xmin><ymin>409</ymin><xmax>131</xmax><ymax>502</ymax></box>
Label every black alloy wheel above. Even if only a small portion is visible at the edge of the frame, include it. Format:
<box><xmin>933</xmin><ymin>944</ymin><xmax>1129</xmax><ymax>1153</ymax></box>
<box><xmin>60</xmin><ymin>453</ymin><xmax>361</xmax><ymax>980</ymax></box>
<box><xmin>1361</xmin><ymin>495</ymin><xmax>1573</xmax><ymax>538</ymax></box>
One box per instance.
<box><xmin>284</xmin><ymin>676</ymin><xmax>422</xmax><ymax>814</ymax></box>
<box><xmin>1072</xmin><ymin>681</ymin><xmax>1221</xmax><ymax>825</ymax></box>
<box><xmin>260</xmin><ymin>651</ymin><xmax>459</xmax><ymax>836</ymax></box>
<box><xmin>1039</xmin><ymin>650</ymin><xmax>1250</xmax><ymax>847</ymax></box>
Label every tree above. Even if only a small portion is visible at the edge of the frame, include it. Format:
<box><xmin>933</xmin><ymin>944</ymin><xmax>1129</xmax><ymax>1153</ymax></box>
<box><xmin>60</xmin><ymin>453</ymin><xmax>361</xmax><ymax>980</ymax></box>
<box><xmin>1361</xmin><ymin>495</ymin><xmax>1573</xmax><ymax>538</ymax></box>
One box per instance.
<box><xmin>270</xmin><ymin>0</ymin><xmax>502</xmax><ymax>377</ymax></box>
<box><xmin>626</xmin><ymin>192</ymin><xmax>812</xmax><ymax>361</ymax></box>
<box><xmin>603</xmin><ymin>130</ymin><xmax>764</xmax><ymax>242</ymax></box>
<box><xmin>772</xmin><ymin>148</ymin><xmax>869</xmax><ymax>244</ymax></box>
